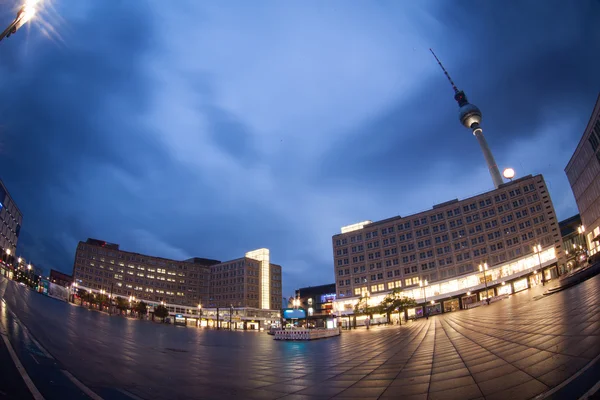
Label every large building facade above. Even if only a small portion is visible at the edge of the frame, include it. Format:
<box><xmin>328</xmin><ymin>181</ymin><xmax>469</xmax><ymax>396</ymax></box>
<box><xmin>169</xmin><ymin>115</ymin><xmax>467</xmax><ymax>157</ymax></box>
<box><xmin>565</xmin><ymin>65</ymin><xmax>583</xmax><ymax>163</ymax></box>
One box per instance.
<box><xmin>332</xmin><ymin>174</ymin><xmax>565</xmax><ymax>318</ymax></box>
<box><xmin>0</xmin><ymin>179</ymin><xmax>23</xmax><ymax>266</ymax></box>
<box><xmin>72</xmin><ymin>239</ymin><xmax>282</xmax><ymax>312</ymax></box>
<box><xmin>208</xmin><ymin>249</ymin><xmax>282</xmax><ymax>310</ymax></box>
<box><xmin>565</xmin><ymin>94</ymin><xmax>600</xmax><ymax>256</ymax></box>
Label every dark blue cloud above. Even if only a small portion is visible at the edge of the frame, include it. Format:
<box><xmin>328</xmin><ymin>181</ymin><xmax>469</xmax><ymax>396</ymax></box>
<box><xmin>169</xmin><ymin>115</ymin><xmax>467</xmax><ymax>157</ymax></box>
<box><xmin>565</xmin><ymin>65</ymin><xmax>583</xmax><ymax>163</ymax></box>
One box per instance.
<box><xmin>0</xmin><ymin>0</ymin><xmax>598</xmax><ymax>297</ymax></box>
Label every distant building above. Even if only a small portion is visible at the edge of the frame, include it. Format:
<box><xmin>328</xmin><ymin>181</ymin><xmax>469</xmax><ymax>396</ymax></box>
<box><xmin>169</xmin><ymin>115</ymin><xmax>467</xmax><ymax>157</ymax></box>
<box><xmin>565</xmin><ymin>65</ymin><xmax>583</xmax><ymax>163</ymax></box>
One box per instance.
<box><xmin>332</xmin><ymin>174</ymin><xmax>564</xmax><ymax>320</ymax></box>
<box><xmin>565</xmin><ymin>93</ymin><xmax>600</xmax><ymax>256</ymax></box>
<box><xmin>559</xmin><ymin>215</ymin><xmax>588</xmax><ymax>271</ymax></box>
<box><xmin>49</xmin><ymin>269</ymin><xmax>73</xmax><ymax>287</ymax></box>
<box><xmin>295</xmin><ymin>283</ymin><xmax>336</xmax><ymax>317</ymax></box>
<box><xmin>72</xmin><ymin>238</ymin><xmax>282</xmax><ymax>330</ymax></box>
<box><xmin>208</xmin><ymin>248</ymin><xmax>282</xmax><ymax>310</ymax></box>
<box><xmin>0</xmin><ymin>179</ymin><xmax>23</xmax><ymax>277</ymax></box>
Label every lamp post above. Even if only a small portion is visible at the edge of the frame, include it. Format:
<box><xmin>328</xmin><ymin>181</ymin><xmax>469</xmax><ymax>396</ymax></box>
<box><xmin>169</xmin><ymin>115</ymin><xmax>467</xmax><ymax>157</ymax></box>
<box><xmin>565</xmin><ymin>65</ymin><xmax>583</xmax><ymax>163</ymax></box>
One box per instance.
<box><xmin>197</xmin><ymin>304</ymin><xmax>202</xmax><ymax>328</ymax></box>
<box><xmin>532</xmin><ymin>244</ymin><xmax>544</xmax><ymax>286</ymax></box>
<box><xmin>479</xmin><ymin>263</ymin><xmax>490</xmax><ymax>305</ymax></box>
<box><xmin>229</xmin><ymin>304</ymin><xmax>233</xmax><ymax>331</ymax></box>
<box><xmin>363</xmin><ymin>290</ymin><xmax>371</xmax><ymax>329</ymax></box>
<box><xmin>0</xmin><ymin>0</ymin><xmax>40</xmax><ymax>43</ymax></box>
<box><xmin>419</xmin><ymin>279</ymin><xmax>428</xmax><ymax>318</ymax></box>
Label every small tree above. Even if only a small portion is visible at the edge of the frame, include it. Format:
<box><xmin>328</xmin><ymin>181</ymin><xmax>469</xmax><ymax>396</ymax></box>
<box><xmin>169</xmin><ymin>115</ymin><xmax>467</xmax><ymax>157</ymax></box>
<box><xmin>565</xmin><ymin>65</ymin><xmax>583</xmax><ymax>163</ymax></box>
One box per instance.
<box><xmin>353</xmin><ymin>295</ymin><xmax>369</xmax><ymax>316</ymax></box>
<box><xmin>116</xmin><ymin>297</ymin><xmax>129</xmax><ymax>314</ymax></box>
<box><xmin>135</xmin><ymin>301</ymin><xmax>147</xmax><ymax>318</ymax></box>
<box><xmin>378</xmin><ymin>289</ymin><xmax>417</xmax><ymax>325</ymax></box>
<box><xmin>154</xmin><ymin>305</ymin><xmax>169</xmax><ymax>322</ymax></box>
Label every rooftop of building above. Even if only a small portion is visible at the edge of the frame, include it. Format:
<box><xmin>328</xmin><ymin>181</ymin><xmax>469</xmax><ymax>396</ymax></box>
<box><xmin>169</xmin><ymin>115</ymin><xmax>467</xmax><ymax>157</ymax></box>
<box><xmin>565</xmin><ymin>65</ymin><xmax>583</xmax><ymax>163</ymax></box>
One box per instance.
<box><xmin>559</xmin><ymin>214</ymin><xmax>582</xmax><ymax>237</ymax></box>
<box><xmin>296</xmin><ymin>283</ymin><xmax>336</xmax><ymax>294</ymax></box>
<box><xmin>49</xmin><ymin>269</ymin><xmax>73</xmax><ymax>281</ymax></box>
<box><xmin>334</xmin><ymin>173</ymin><xmax>542</xmax><ymax>237</ymax></box>
<box><xmin>81</xmin><ymin>239</ymin><xmax>279</xmax><ymax>269</ymax></box>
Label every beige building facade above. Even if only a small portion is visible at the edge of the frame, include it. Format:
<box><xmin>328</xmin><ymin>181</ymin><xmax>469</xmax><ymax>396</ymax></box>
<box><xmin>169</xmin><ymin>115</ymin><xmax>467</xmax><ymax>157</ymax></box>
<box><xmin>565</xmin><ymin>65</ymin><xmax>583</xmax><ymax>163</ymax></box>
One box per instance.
<box><xmin>565</xmin><ymin>94</ymin><xmax>600</xmax><ymax>256</ymax></box>
<box><xmin>0</xmin><ymin>179</ymin><xmax>23</xmax><ymax>260</ymax></box>
<box><xmin>208</xmin><ymin>249</ymin><xmax>282</xmax><ymax>310</ymax></box>
<box><xmin>72</xmin><ymin>239</ymin><xmax>282</xmax><ymax>311</ymax></box>
<box><xmin>332</xmin><ymin>174</ymin><xmax>565</xmax><ymax>316</ymax></box>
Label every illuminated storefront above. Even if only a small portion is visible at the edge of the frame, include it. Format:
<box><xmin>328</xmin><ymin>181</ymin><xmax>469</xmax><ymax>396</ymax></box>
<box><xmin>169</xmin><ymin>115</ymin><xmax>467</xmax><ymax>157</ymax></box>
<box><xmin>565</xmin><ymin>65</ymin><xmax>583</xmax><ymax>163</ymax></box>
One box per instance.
<box><xmin>333</xmin><ymin>247</ymin><xmax>557</xmax><ymax>315</ymax></box>
<box><xmin>497</xmin><ymin>283</ymin><xmax>512</xmax><ymax>296</ymax></box>
<box><xmin>513</xmin><ymin>278</ymin><xmax>528</xmax><ymax>293</ymax></box>
<box><xmin>443</xmin><ymin>299</ymin><xmax>460</xmax><ymax>312</ymax></box>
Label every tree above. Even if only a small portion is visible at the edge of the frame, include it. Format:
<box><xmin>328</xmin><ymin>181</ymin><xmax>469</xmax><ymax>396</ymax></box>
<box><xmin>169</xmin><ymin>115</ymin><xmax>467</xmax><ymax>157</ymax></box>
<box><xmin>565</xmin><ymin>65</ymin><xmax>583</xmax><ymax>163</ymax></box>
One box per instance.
<box><xmin>115</xmin><ymin>297</ymin><xmax>129</xmax><ymax>314</ymax></box>
<box><xmin>154</xmin><ymin>305</ymin><xmax>169</xmax><ymax>322</ymax></box>
<box><xmin>353</xmin><ymin>295</ymin><xmax>369</xmax><ymax>316</ymax></box>
<box><xmin>378</xmin><ymin>289</ymin><xmax>417</xmax><ymax>325</ymax></box>
<box><xmin>134</xmin><ymin>301</ymin><xmax>147</xmax><ymax>318</ymax></box>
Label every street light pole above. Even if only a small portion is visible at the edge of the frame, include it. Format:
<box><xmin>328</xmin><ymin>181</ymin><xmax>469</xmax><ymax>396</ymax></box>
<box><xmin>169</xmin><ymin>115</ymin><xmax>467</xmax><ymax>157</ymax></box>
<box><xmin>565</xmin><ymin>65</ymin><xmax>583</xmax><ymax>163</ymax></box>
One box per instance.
<box><xmin>419</xmin><ymin>279</ymin><xmax>428</xmax><ymax>318</ymax></box>
<box><xmin>479</xmin><ymin>263</ymin><xmax>490</xmax><ymax>305</ymax></box>
<box><xmin>533</xmin><ymin>244</ymin><xmax>544</xmax><ymax>286</ymax></box>
<box><xmin>0</xmin><ymin>1</ymin><xmax>40</xmax><ymax>43</ymax></box>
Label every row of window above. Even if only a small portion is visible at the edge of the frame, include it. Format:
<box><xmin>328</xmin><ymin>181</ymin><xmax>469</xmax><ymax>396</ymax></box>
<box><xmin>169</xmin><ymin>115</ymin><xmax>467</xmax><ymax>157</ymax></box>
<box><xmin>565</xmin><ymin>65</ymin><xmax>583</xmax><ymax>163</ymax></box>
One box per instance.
<box><xmin>335</xmin><ymin>185</ymin><xmax>542</xmax><ymax>246</ymax></box>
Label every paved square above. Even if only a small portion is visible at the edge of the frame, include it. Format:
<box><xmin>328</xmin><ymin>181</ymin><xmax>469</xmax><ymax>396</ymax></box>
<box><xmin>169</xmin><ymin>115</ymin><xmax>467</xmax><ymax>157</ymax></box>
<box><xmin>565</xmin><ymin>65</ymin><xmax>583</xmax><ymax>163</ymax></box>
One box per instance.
<box><xmin>1</xmin><ymin>275</ymin><xmax>599</xmax><ymax>399</ymax></box>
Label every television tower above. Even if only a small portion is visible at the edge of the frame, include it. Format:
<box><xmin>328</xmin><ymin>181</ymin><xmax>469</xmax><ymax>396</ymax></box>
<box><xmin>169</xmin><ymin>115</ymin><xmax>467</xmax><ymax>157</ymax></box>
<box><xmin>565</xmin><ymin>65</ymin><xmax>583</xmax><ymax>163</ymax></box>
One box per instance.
<box><xmin>430</xmin><ymin>49</ymin><xmax>504</xmax><ymax>189</ymax></box>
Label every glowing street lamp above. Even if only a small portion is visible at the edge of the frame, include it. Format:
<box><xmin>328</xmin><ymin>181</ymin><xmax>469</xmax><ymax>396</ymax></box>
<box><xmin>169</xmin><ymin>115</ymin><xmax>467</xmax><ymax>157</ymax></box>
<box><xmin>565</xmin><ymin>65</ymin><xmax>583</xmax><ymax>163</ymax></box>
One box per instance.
<box><xmin>0</xmin><ymin>0</ymin><xmax>41</xmax><ymax>43</ymax></box>
<box><xmin>503</xmin><ymin>168</ymin><xmax>515</xmax><ymax>181</ymax></box>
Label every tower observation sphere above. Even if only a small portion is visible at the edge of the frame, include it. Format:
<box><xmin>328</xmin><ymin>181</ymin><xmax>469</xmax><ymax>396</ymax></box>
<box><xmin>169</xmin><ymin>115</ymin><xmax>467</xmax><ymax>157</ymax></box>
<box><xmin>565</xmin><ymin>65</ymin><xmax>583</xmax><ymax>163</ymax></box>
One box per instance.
<box><xmin>459</xmin><ymin>103</ymin><xmax>482</xmax><ymax>129</ymax></box>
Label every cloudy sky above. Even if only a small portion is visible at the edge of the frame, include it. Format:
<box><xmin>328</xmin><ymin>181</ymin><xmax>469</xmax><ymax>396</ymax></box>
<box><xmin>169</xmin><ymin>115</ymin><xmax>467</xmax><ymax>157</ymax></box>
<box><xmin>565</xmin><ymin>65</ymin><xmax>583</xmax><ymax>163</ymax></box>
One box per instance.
<box><xmin>1</xmin><ymin>0</ymin><xmax>599</xmax><ymax>297</ymax></box>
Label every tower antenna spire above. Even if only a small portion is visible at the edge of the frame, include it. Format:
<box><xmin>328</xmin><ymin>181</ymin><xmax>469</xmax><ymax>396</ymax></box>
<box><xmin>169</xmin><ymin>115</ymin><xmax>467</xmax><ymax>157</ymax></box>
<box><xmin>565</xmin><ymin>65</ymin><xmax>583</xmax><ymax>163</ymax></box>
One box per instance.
<box><xmin>429</xmin><ymin>48</ymin><xmax>459</xmax><ymax>94</ymax></box>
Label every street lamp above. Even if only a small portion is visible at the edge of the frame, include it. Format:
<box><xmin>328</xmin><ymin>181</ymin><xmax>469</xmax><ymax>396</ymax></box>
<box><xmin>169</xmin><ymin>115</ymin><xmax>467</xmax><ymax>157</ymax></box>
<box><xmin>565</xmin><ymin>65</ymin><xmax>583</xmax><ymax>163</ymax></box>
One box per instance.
<box><xmin>503</xmin><ymin>168</ymin><xmax>515</xmax><ymax>181</ymax></box>
<box><xmin>364</xmin><ymin>290</ymin><xmax>370</xmax><ymax>329</ymax></box>
<box><xmin>479</xmin><ymin>263</ymin><xmax>490</xmax><ymax>305</ymax></box>
<box><xmin>0</xmin><ymin>0</ymin><xmax>41</xmax><ymax>43</ymax></box>
<box><xmin>532</xmin><ymin>244</ymin><xmax>544</xmax><ymax>286</ymax></box>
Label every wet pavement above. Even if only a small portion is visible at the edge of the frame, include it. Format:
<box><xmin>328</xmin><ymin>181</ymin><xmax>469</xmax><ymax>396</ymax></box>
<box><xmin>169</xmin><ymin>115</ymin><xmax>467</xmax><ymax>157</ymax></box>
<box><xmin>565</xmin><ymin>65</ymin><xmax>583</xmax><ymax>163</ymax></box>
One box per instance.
<box><xmin>1</xmin><ymin>275</ymin><xmax>599</xmax><ymax>400</ymax></box>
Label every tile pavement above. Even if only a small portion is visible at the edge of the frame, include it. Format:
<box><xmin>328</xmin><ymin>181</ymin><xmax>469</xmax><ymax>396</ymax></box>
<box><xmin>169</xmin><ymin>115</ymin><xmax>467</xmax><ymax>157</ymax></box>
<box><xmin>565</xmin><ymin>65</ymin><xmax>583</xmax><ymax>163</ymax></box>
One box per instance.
<box><xmin>2</xmin><ymin>273</ymin><xmax>600</xmax><ymax>399</ymax></box>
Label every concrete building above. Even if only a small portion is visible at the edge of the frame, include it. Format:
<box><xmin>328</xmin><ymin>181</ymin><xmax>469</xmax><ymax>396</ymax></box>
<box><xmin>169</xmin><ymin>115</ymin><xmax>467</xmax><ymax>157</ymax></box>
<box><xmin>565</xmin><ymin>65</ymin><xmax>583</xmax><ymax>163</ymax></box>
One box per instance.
<box><xmin>49</xmin><ymin>269</ymin><xmax>74</xmax><ymax>288</ymax></box>
<box><xmin>208</xmin><ymin>248</ymin><xmax>282</xmax><ymax>310</ymax></box>
<box><xmin>332</xmin><ymin>174</ymin><xmax>564</xmax><ymax>321</ymax></box>
<box><xmin>295</xmin><ymin>283</ymin><xmax>336</xmax><ymax>317</ymax></box>
<box><xmin>559</xmin><ymin>214</ymin><xmax>587</xmax><ymax>272</ymax></box>
<box><xmin>565</xmin><ymin>94</ymin><xmax>600</xmax><ymax>256</ymax></box>
<box><xmin>72</xmin><ymin>239</ymin><xmax>282</xmax><ymax>329</ymax></box>
<box><xmin>0</xmin><ymin>178</ymin><xmax>23</xmax><ymax>276</ymax></box>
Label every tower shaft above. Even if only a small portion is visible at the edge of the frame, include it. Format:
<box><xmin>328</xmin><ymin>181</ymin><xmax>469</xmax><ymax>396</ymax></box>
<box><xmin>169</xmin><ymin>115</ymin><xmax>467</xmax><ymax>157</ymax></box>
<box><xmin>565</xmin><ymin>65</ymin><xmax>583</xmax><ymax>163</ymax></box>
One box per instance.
<box><xmin>473</xmin><ymin>126</ymin><xmax>504</xmax><ymax>188</ymax></box>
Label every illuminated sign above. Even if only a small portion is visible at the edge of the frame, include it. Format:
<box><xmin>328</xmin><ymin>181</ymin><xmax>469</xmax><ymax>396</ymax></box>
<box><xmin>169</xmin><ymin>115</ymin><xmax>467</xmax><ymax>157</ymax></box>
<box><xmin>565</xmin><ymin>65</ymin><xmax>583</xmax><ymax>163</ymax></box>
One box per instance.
<box><xmin>283</xmin><ymin>308</ymin><xmax>306</xmax><ymax>319</ymax></box>
<box><xmin>320</xmin><ymin>293</ymin><xmax>336</xmax><ymax>303</ymax></box>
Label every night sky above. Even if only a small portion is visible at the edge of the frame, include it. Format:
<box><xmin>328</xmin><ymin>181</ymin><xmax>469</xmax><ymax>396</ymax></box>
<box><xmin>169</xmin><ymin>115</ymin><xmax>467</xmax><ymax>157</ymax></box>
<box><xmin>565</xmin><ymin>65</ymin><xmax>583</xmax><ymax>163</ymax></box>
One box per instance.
<box><xmin>1</xmin><ymin>0</ymin><xmax>599</xmax><ymax>298</ymax></box>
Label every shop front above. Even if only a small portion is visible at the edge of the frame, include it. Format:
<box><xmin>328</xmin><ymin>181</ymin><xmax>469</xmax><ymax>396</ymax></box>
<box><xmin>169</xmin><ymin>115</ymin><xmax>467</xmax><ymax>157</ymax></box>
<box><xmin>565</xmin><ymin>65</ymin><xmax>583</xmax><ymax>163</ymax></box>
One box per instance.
<box><xmin>443</xmin><ymin>299</ymin><xmax>460</xmax><ymax>313</ymax></box>
<box><xmin>461</xmin><ymin>293</ymin><xmax>478</xmax><ymax>309</ymax></box>
<box><xmin>247</xmin><ymin>321</ymin><xmax>260</xmax><ymax>330</ymax></box>
<box><xmin>174</xmin><ymin>314</ymin><xmax>186</xmax><ymax>326</ymax></box>
<box><xmin>544</xmin><ymin>266</ymin><xmax>558</xmax><ymax>281</ymax></box>
<box><xmin>426</xmin><ymin>303</ymin><xmax>442</xmax><ymax>316</ymax></box>
<box><xmin>186</xmin><ymin>318</ymin><xmax>197</xmax><ymax>327</ymax></box>
<box><xmin>529</xmin><ymin>272</ymin><xmax>543</xmax><ymax>287</ymax></box>
<box><xmin>513</xmin><ymin>277</ymin><xmax>528</xmax><ymax>293</ymax></box>
<box><xmin>407</xmin><ymin>306</ymin><xmax>423</xmax><ymax>320</ymax></box>
<box><xmin>497</xmin><ymin>283</ymin><xmax>512</xmax><ymax>296</ymax></box>
<box><xmin>478</xmin><ymin>289</ymin><xmax>494</xmax><ymax>301</ymax></box>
